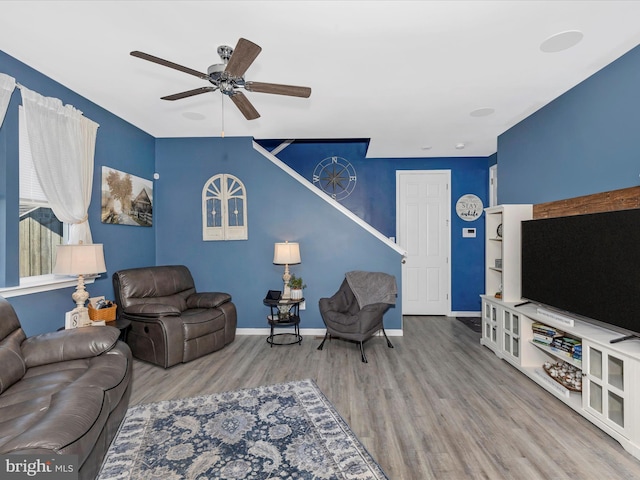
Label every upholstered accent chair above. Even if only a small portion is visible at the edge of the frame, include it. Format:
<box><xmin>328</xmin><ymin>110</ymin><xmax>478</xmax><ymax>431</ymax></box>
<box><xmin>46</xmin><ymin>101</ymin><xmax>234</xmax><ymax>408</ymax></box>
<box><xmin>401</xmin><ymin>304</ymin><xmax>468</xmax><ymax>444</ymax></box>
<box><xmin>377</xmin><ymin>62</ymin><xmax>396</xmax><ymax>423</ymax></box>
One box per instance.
<box><xmin>317</xmin><ymin>271</ymin><xmax>397</xmax><ymax>363</ymax></box>
<box><xmin>113</xmin><ymin>265</ymin><xmax>237</xmax><ymax>368</ymax></box>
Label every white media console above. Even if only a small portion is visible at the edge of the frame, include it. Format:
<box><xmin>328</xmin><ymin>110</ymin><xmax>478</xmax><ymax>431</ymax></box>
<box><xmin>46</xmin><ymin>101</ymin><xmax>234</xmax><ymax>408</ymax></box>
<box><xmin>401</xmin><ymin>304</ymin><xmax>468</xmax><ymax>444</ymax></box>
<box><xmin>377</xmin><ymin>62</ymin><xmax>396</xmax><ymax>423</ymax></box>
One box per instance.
<box><xmin>482</xmin><ymin>204</ymin><xmax>640</xmax><ymax>460</ymax></box>
<box><xmin>481</xmin><ymin>296</ymin><xmax>640</xmax><ymax>460</ymax></box>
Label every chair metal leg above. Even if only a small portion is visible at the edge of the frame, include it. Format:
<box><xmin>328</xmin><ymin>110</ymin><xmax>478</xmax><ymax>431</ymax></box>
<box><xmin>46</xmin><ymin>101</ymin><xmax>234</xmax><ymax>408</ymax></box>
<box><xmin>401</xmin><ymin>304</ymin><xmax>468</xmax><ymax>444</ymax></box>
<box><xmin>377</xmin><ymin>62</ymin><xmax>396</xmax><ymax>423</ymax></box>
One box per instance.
<box><xmin>382</xmin><ymin>328</ymin><xmax>394</xmax><ymax>348</ymax></box>
<box><xmin>317</xmin><ymin>332</ymin><xmax>329</xmax><ymax>350</ymax></box>
<box><xmin>359</xmin><ymin>341</ymin><xmax>368</xmax><ymax>363</ymax></box>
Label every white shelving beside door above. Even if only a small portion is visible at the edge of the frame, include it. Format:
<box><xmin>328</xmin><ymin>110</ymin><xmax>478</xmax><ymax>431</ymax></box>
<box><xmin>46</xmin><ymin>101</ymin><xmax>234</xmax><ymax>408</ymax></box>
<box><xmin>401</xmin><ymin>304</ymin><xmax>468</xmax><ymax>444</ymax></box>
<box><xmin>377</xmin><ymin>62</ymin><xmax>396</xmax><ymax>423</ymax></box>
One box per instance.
<box><xmin>484</xmin><ymin>204</ymin><xmax>532</xmax><ymax>302</ymax></box>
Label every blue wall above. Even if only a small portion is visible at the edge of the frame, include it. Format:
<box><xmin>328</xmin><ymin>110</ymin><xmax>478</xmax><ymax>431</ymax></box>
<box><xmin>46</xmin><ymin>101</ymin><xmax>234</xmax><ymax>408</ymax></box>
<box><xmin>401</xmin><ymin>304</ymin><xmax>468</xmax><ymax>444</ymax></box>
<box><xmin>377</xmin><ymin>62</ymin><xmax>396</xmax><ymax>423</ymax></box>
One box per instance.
<box><xmin>498</xmin><ymin>44</ymin><xmax>640</xmax><ymax>204</ymax></box>
<box><xmin>267</xmin><ymin>139</ymin><xmax>489</xmax><ymax>312</ymax></box>
<box><xmin>18</xmin><ymin>31</ymin><xmax>617</xmax><ymax>336</ymax></box>
<box><xmin>0</xmin><ymin>50</ymin><xmax>156</xmax><ymax>335</ymax></box>
<box><xmin>7</xmin><ymin>39</ymin><xmax>636</xmax><ymax>334</ymax></box>
<box><xmin>154</xmin><ymin>137</ymin><xmax>403</xmax><ymax>329</ymax></box>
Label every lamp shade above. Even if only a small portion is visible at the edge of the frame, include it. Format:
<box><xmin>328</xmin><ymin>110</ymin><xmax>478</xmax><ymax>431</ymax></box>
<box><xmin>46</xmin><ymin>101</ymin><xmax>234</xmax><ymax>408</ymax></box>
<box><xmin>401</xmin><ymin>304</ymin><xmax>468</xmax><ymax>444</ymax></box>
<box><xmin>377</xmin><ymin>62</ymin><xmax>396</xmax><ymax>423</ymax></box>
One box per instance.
<box><xmin>53</xmin><ymin>244</ymin><xmax>107</xmax><ymax>275</ymax></box>
<box><xmin>273</xmin><ymin>242</ymin><xmax>301</xmax><ymax>265</ymax></box>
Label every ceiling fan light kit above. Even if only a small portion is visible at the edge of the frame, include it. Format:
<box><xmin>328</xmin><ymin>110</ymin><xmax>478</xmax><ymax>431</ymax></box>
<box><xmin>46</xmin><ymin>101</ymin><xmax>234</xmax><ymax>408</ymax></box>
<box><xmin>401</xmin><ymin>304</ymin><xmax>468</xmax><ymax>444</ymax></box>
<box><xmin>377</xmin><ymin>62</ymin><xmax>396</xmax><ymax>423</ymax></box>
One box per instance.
<box><xmin>131</xmin><ymin>38</ymin><xmax>311</xmax><ymax>121</ymax></box>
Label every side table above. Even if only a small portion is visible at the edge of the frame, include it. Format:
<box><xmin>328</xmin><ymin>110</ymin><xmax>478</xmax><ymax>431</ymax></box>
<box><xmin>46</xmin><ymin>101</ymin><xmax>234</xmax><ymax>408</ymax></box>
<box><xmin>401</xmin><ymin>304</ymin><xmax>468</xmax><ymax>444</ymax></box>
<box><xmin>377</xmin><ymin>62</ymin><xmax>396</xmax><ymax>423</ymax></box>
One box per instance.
<box><xmin>57</xmin><ymin>318</ymin><xmax>131</xmax><ymax>342</ymax></box>
<box><xmin>106</xmin><ymin>318</ymin><xmax>131</xmax><ymax>342</ymax></box>
<box><xmin>264</xmin><ymin>297</ymin><xmax>304</xmax><ymax>347</ymax></box>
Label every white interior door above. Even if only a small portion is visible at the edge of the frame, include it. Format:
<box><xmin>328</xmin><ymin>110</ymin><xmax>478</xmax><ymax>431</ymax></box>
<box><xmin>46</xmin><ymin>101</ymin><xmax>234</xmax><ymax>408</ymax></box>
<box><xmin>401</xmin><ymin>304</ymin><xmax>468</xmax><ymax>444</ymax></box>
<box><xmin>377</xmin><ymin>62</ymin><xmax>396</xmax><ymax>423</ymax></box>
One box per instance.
<box><xmin>397</xmin><ymin>170</ymin><xmax>451</xmax><ymax>315</ymax></box>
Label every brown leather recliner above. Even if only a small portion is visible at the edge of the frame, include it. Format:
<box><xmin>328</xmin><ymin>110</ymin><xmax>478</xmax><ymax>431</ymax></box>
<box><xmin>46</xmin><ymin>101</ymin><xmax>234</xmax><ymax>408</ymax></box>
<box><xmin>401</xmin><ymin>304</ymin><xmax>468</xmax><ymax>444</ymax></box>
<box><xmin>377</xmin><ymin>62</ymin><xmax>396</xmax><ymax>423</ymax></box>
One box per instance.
<box><xmin>0</xmin><ymin>296</ymin><xmax>132</xmax><ymax>480</ymax></box>
<box><xmin>113</xmin><ymin>265</ymin><xmax>237</xmax><ymax>368</ymax></box>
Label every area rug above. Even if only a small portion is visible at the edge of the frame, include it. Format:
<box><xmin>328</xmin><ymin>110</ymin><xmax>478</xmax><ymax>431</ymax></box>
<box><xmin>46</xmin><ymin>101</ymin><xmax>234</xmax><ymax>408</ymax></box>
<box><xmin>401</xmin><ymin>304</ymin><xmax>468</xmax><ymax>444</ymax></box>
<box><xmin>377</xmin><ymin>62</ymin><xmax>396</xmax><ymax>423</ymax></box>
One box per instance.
<box><xmin>456</xmin><ymin>316</ymin><xmax>482</xmax><ymax>333</ymax></box>
<box><xmin>97</xmin><ymin>379</ymin><xmax>387</xmax><ymax>480</ymax></box>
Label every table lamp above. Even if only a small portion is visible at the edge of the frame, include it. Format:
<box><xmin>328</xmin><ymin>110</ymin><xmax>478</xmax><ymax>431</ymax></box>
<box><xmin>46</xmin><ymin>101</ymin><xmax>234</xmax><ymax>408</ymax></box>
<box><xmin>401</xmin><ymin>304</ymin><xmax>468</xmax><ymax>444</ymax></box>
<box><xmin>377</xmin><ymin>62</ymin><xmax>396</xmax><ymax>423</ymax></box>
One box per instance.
<box><xmin>273</xmin><ymin>241</ymin><xmax>301</xmax><ymax>299</ymax></box>
<box><xmin>53</xmin><ymin>243</ymin><xmax>107</xmax><ymax>308</ymax></box>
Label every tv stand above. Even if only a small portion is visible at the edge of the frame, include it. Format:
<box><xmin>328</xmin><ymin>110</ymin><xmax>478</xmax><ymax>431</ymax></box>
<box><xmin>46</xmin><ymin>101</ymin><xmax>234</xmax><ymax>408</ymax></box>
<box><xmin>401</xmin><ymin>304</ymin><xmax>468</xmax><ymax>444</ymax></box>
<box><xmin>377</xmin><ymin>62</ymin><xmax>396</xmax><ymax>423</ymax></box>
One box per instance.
<box><xmin>481</xmin><ymin>295</ymin><xmax>640</xmax><ymax>462</ymax></box>
<box><xmin>610</xmin><ymin>333</ymin><xmax>640</xmax><ymax>344</ymax></box>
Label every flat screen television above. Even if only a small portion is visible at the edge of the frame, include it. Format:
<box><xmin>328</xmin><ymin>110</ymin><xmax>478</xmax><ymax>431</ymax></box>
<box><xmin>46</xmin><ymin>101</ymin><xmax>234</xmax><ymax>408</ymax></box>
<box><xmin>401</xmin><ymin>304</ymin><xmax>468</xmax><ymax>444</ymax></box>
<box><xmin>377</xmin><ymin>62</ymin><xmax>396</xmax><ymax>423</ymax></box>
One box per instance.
<box><xmin>521</xmin><ymin>208</ymin><xmax>640</xmax><ymax>341</ymax></box>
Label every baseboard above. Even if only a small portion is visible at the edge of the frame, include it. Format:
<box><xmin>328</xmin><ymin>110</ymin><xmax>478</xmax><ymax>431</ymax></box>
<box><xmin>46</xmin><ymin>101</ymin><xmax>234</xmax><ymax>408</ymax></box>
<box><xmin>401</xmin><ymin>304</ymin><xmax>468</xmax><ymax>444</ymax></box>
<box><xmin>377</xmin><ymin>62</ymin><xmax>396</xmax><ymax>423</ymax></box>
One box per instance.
<box><xmin>237</xmin><ymin>328</ymin><xmax>404</xmax><ymax>337</ymax></box>
<box><xmin>376</xmin><ymin>329</ymin><xmax>403</xmax><ymax>336</ymax></box>
<box><xmin>451</xmin><ymin>311</ymin><xmax>481</xmax><ymax>317</ymax></box>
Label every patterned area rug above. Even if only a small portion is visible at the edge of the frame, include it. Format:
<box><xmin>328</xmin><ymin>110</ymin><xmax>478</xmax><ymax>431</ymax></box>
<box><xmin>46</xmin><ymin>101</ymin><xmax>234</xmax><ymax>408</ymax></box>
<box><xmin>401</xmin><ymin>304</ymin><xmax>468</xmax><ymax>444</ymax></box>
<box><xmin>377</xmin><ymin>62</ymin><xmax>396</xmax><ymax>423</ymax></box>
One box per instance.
<box><xmin>97</xmin><ymin>379</ymin><xmax>387</xmax><ymax>480</ymax></box>
<box><xmin>456</xmin><ymin>316</ymin><xmax>482</xmax><ymax>333</ymax></box>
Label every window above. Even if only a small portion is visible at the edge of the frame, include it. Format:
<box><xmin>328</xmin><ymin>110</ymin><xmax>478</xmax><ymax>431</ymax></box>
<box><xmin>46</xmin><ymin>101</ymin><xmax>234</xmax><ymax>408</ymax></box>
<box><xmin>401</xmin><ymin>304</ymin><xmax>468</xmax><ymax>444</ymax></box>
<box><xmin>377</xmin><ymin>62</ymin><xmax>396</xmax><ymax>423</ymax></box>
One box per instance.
<box><xmin>202</xmin><ymin>173</ymin><xmax>248</xmax><ymax>241</ymax></box>
<box><xmin>19</xmin><ymin>107</ymin><xmax>66</xmax><ymax>277</ymax></box>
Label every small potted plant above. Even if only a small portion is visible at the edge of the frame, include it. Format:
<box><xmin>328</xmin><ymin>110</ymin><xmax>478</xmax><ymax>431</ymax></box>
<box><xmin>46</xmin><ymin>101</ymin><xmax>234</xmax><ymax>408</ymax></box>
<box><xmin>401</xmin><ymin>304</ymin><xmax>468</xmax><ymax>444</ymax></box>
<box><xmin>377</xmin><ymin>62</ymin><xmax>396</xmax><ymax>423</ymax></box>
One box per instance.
<box><xmin>288</xmin><ymin>274</ymin><xmax>306</xmax><ymax>300</ymax></box>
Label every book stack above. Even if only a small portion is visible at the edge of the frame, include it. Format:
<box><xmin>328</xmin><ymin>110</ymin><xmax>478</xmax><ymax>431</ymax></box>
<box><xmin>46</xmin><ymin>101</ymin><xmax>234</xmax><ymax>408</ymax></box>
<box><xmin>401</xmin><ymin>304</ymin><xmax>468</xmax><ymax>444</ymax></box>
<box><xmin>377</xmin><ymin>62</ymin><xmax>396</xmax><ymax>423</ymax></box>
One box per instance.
<box><xmin>532</xmin><ymin>322</ymin><xmax>564</xmax><ymax>346</ymax></box>
<box><xmin>572</xmin><ymin>343</ymin><xmax>582</xmax><ymax>362</ymax></box>
<box><xmin>550</xmin><ymin>336</ymin><xmax>582</xmax><ymax>362</ymax></box>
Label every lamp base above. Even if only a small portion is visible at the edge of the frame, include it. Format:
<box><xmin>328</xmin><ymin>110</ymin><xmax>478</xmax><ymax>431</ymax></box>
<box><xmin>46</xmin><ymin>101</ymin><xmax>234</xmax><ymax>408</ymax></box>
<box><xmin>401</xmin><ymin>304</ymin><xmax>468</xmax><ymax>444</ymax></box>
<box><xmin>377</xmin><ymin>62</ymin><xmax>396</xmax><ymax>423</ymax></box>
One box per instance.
<box><xmin>72</xmin><ymin>274</ymin><xmax>90</xmax><ymax>309</ymax></box>
<box><xmin>282</xmin><ymin>265</ymin><xmax>292</xmax><ymax>299</ymax></box>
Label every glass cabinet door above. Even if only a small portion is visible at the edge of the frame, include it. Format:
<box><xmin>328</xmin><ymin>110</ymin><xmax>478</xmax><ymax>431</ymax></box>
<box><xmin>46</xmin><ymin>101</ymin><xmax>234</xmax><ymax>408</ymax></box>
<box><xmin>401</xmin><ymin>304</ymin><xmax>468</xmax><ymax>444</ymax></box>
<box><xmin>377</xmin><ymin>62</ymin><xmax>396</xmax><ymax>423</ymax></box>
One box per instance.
<box><xmin>491</xmin><ymin>305</ymin><xmax>497</xmax><ymax>343</ymax></box>
<box><xmin>502</xmin><ymin>309</ymin><xmax>520</xmax><ymax>362</ymax></box>
<box><xmin>481</xmin><ymin>300</ymin><xmax>500</xmax><ymax>353</ymax></box>
<box><xmin>584</xmin><ymin>342</ymin><xmax>627</xmax><ymax>435</ymax></box>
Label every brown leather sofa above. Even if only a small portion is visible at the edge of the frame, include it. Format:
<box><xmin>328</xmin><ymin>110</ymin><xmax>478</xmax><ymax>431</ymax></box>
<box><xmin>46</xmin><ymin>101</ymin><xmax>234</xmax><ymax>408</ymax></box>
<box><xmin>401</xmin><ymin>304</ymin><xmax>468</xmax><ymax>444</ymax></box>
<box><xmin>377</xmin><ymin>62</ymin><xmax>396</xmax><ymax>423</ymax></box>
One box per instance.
<box><xmin>0</xmin><ymin>296</ymin><xmax>132</xmax><ymax>480</ymax></box>
<box><xmin>113</xmin><ymin>265</ymin><xmax>237</xmax><ymax>368</ymax></box>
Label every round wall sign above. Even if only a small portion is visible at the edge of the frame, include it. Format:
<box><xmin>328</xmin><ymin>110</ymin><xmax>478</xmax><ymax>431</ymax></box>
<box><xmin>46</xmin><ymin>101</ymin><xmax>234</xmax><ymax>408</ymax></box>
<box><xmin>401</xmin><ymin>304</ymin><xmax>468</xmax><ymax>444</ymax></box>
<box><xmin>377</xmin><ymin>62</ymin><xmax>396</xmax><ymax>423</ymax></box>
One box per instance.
<box><xmin>456</xmin><ymin>194</ymin><xmax>483</xmax><ymax>221</ymax></box>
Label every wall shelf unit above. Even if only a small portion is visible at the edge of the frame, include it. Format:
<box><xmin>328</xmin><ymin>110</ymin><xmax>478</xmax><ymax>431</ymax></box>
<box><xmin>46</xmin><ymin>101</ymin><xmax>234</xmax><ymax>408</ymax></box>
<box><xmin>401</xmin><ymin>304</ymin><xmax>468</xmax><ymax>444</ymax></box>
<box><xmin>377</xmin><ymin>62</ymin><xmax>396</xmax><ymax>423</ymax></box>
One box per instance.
<box><xmin>484</xmin><ymin>204</ymin><xmax>532</xmax><ymax>302</ymax></box>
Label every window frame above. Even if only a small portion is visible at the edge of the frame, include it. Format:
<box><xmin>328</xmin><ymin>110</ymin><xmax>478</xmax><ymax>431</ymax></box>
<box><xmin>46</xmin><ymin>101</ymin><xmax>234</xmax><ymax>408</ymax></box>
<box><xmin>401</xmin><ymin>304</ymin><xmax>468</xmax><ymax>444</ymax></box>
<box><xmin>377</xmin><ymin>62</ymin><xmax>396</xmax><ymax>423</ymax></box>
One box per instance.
<box><xmin>0</xmin><ymin>106</ymin><xmax>81</xmax><ymax>296</ymax></box>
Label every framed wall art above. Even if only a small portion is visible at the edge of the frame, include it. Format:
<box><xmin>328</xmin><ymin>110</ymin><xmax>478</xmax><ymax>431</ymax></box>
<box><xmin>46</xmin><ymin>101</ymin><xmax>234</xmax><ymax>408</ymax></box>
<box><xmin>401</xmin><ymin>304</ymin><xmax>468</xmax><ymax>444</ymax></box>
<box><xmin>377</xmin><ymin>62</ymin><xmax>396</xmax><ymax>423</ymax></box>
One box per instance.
<box><xmin>101</xmin><ymin>166</ymin><xmax>153</xmax><ymax>227</ymax></box>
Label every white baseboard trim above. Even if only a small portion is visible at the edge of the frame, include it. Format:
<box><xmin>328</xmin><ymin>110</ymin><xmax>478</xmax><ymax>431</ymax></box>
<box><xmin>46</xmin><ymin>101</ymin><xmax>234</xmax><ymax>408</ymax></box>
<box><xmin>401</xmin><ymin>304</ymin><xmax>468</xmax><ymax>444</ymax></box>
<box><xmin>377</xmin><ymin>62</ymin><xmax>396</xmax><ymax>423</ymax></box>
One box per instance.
<box><xmin>237</xmin><ymin>328</ymin><xmax>404</xmax><ymax>337</ymax></box>
<box><xmin>377</xmin><ymin>329</ymin><xmax>403</xmax><ymax>336</ymax></box>
<box><xmin>451</xmin><ymin>311</ymin><xmax>481</xmax><ymax>317</ymax></box>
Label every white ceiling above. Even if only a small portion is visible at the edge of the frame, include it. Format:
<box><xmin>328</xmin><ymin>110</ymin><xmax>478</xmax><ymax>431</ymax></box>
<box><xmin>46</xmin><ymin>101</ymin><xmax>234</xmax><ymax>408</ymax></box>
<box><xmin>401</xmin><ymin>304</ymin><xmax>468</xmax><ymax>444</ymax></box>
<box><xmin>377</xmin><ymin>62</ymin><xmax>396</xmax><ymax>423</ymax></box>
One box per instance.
<box><xmin>2</xmin><ymin>1</ymin><xmax>640</xmax><ymax>158</ymax></box>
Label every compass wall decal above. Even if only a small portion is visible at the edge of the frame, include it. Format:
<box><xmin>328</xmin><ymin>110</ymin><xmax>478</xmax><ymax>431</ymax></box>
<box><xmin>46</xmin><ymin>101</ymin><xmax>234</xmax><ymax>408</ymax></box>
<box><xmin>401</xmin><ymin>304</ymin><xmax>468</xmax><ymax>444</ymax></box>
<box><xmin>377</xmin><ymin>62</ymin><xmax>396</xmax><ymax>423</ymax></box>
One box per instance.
<box><xmin>312</xmin><ymin>156</ymin><xmax>357</xmax><ymax>200</ymax></box>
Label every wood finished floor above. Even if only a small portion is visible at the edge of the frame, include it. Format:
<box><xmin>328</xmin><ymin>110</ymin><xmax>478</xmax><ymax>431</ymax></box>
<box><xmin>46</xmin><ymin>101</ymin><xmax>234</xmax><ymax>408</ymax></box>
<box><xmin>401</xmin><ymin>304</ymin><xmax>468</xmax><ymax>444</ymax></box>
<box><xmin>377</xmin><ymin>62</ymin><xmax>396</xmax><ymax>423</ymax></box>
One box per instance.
<box><xmin>128</xmin><ymin>316</ymin><xmax>640</xmax><ymax>479</ymax></box>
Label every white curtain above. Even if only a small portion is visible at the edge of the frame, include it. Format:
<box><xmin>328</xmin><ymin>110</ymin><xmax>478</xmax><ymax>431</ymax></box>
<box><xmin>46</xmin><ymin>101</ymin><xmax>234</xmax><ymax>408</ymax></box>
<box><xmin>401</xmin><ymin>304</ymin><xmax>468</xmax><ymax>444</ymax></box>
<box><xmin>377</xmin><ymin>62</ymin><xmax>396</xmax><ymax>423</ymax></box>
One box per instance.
<box><xmin>0</xmin><ymin>73</ymin><xmax>16</xmax><ymax>128</ymax></box>
<box><xmin>20</xmin><ymin>86</ymin><xmax>99</xmax><ymax>245</ymax></box>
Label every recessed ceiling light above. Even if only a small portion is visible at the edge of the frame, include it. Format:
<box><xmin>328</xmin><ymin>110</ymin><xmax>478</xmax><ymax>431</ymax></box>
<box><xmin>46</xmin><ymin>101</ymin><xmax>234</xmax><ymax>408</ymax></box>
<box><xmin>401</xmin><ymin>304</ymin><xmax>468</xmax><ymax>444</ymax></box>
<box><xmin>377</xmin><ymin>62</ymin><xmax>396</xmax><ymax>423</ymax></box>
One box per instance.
<box><xmin>455</xmin><ymin>143</ymin><xmax>465</xmax><ymax>150</ymax></box>
<box><xmin>540</xmin><ymin>30</ymin><xmax>584</xmax><ymax>53</ymax></box>
<box><xmin>470</xmin><ymin>108</ymin><xmax>495</xmax><ymax>117</ymax></box>
<box><xmin>182</xmin><ymin>112</ymin><xmax>206</xmax><ymax>121</ymax></box>
<box><xmin>421</xmin><ymin>145</ymin><xmax>433</xmax><ymax>150</ymax></box>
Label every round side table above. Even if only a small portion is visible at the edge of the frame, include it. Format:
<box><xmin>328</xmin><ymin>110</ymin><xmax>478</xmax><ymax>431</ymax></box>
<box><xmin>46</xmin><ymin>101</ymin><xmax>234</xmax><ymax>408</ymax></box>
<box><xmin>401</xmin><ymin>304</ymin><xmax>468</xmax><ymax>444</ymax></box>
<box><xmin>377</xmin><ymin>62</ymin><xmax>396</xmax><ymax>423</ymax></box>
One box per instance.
<box><xmin>264</xmin><ymin>297</ymin><xmax>303</xmax><ymax>347</ymax></box>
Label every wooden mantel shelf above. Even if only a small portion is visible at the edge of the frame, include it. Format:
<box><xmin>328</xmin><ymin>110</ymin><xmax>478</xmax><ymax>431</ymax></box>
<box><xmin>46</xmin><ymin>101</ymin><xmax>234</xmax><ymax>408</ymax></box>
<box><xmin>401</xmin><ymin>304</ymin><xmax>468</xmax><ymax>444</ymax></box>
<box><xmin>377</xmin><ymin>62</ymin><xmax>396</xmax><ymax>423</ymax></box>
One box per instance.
<box><xmin>533</xmin><ymin>185</ymin><xmax>640</xmax><ymax>219</ymax></box>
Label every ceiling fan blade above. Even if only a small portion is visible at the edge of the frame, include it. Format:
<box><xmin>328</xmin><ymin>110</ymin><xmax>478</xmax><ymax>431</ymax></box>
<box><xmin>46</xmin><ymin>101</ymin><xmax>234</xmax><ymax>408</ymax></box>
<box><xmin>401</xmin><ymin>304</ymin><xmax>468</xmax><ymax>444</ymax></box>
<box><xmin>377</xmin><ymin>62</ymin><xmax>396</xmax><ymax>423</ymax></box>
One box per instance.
<box><xmin>131</xmin><ymin>51</ymin><xmax>208</xmax><ymax>79</ymax></box>
<box><xmin>245</xmin><ymin>81</ymin><xmax>311</xmax><ymax>98</ymax></box>
<box><xmin>161</xmin><ymin>86</ymin><xmax>217</xmax><ymax>101</ymax></box>
<box><xmin>224</xmin><ymin>38</ymin><xmax>262</xmax><ymax>78</ymax></box>
<box><xmin>229</xmin><ymin>91</ymin><xmax>260</xmax><ymax>120</ymax></box>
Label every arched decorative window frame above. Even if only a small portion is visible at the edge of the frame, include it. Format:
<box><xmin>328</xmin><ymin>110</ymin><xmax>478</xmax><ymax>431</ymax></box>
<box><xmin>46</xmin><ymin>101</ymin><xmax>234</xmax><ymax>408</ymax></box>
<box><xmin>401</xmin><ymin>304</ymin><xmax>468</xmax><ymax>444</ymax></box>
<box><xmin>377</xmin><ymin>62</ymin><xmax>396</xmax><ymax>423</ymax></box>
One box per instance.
<box><xmin>202</xmin><ymin>173</ymin><xmax>248</xmax><ymax>241</ymax></box>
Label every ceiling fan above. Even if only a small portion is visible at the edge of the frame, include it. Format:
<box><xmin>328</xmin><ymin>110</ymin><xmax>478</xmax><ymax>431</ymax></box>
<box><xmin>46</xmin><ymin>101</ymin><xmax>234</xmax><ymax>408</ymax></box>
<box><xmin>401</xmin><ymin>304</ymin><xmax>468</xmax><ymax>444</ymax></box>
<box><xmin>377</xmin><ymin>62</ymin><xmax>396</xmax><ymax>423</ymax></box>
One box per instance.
<box><xmin>130</xmin><ymin>38</ymin><xmax>311</xmax><ymax>121</ymax></box>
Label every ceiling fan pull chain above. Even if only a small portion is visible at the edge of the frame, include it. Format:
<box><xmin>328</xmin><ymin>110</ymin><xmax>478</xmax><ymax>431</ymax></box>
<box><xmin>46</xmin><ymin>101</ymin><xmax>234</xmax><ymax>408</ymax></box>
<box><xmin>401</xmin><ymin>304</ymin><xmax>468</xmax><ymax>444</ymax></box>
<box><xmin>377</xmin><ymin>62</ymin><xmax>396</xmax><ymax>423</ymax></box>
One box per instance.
<box><xmin>221</xmin><ymin>94</ymin><xmax>225</xmax><ymax>138</ymax></box>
